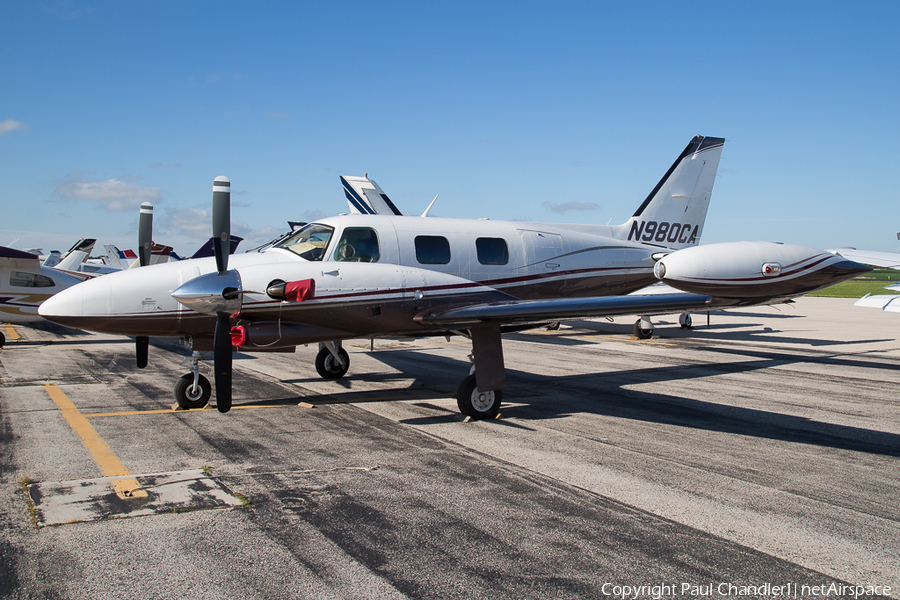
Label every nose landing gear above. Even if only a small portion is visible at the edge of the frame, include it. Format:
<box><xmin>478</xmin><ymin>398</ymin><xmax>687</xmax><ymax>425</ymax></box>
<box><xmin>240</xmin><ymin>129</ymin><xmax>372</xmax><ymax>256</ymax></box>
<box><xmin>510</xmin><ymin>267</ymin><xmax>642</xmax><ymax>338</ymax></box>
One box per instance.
<box><xmin>174</xmin><ymin>351</ymin><xmax>211</xmax><ymax>409</ymax></box>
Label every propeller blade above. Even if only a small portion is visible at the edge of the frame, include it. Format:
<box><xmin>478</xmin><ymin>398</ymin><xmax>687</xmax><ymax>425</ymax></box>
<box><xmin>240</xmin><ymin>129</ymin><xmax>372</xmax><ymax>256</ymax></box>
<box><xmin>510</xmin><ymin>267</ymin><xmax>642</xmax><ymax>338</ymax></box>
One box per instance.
<box><xmin>212</xmin><ymin>176</ymin><xmax>231</xmax><ymax>274</ymax></box>
<box><xmin>214</xmin><ymin>313</ymin><xmax>232</xmax><ymax>413</ymax></box>
<box><xmin>138</xmin><ymin>202</ymin><xmax>153</xmax><ymax>267</ymax></box>
<box><xmin>136</xmin><ymin>336</ymin><xmax>149</xmax><ymax>369</ymax></box>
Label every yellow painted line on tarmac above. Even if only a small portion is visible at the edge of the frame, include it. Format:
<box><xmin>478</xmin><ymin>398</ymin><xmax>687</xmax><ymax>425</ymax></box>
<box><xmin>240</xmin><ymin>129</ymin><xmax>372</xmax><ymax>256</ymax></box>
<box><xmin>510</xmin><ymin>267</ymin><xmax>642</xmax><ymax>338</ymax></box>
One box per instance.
<box><xmin>43</xmin><ymin>383</ymin><xmax>147</xmax><ymax>499</ymax></box>
<box><xmin>3</xmin><ymin>323</ymin><xmax>20</xmax><ymax>341</ymax></box>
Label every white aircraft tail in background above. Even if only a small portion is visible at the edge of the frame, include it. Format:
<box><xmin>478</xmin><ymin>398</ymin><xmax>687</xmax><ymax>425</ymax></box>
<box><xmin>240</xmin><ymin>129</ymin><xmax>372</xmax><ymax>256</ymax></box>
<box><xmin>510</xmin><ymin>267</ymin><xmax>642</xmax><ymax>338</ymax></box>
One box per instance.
<box><xmin>341</xmin><ymin>175</ymin><xmax>404</xmax><ymax>216</ymax></box>
<box><xmin>54</xmin><ymin>238</ymin><xmax>96</xmax><ymax>272</ymax></box>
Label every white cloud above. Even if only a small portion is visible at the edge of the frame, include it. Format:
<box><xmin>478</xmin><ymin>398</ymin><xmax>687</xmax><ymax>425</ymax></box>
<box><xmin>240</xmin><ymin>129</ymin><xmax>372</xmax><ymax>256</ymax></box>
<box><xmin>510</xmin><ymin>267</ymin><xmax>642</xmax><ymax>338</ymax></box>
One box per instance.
<box><xmin>158</xmin><ymin>208</ymin><xmax>285</xmax><ymax>249</ymax></box>
<box><xmin>543</xmin><ymin>201</ymin><xmax>600</xmax><ymax>214</ymax></box>
<box><xmin>54</xmin><ymin>174</ymin><xmax>163</xmax><ymax>211</ymax></box>
<box><xmin>0</xmin><ymin>120</ymin><xmax>26</xmax><ymax>135</ymax></box>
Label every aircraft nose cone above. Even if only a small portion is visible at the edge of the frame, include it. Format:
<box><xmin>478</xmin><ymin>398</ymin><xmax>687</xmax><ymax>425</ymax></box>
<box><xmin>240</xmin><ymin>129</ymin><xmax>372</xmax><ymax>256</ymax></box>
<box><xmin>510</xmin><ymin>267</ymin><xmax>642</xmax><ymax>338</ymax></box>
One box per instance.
<box><xmin>38</xmin><ymin>278</ymin><xmax>95</xmax><ymax>325</ymax></box>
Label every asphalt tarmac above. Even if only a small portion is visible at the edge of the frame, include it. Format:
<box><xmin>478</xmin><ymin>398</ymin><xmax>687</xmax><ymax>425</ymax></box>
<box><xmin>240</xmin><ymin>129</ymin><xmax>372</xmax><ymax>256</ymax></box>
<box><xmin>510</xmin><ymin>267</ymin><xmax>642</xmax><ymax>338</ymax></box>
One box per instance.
<box><xmin>1</xmin><ymin>297</ymin><xmax>897</xmax><ymax>599</ymax></box>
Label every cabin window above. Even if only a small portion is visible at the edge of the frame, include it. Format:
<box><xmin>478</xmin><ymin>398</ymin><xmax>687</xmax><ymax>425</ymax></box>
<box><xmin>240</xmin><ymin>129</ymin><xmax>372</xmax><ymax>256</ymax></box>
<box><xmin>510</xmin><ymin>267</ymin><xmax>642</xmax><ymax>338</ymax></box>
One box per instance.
<box><xmin>333</xmin><ymin>227</ymin><xmax>380</xmax><ymax>263</ymax></box>
<box><xmin>275</xmin><ymin>223</ymin><xmax>334</xmax><ymax>261</ymax></box>
<box><xmin>415</xmin><ymin>235</ymin><xmax>451</xmax><ymax>265</ymax></box>
<box><xmin>10</xmin><ymin>271</ymin><xmax>55</xmax><ymax>288</ymax></box>
<box><xmin>476</xmin><ymin>237</ymin><xmax>509</xmax><ymax>265</ymax></box>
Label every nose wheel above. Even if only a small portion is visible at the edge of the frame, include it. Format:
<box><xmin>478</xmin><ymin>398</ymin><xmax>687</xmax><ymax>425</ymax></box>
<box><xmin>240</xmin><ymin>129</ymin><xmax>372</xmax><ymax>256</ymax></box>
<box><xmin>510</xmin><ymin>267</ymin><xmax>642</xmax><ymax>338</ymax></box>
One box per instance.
<box><xmin>173</xmin><ymin>350</ymin><xmax>212</xmax><ymax>409</ymax></box>
<box><xmin>174</xmin><ymin>373</ymin><xmax>212</xmax><ymax>409</ymax></box>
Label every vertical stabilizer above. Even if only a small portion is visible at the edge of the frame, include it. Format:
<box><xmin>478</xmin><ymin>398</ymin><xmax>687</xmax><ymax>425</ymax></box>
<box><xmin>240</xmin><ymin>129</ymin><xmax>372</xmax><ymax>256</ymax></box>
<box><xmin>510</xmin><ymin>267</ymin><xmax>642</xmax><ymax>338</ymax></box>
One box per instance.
<box><xmin>613</xmin><ymin>135</ymin><xmax>724</xmax><ymax>249</ymax></box>
<box><xmin>341</xmin><ymin>175</ymin><xmax>403</xmax><ymax>216</ymax></box>
<box><xmin>55</xmin><ymin>238</ymin><xmax>96</xmax><ymax>271</ymax></box>
<box><xmin>104</xmin><ymin>245</ymin><xmax>124</xmax><ymax>269</ymax></box>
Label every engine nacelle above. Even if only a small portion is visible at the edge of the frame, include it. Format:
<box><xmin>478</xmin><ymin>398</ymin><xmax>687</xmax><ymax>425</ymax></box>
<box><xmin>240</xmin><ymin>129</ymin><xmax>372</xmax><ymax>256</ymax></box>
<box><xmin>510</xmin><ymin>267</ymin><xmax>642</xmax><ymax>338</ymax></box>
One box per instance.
<box><xmin>231</xmin><ymin>321</ymin><xmax>340</xmax><ymax>350</ymax></box>
<box><xmin>653</xmin><ymin>241</ymin><xmax>870</xmax><ymax>300</ymax></box>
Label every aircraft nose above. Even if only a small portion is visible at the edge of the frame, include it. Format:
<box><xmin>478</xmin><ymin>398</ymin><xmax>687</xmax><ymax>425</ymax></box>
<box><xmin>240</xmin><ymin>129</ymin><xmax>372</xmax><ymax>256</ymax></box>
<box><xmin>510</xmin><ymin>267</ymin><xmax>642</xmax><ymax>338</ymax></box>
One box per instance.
<box><xmin>38</xmin><ymin>282</ymin><xmax>86</xmax><ymax>323</ymax></box>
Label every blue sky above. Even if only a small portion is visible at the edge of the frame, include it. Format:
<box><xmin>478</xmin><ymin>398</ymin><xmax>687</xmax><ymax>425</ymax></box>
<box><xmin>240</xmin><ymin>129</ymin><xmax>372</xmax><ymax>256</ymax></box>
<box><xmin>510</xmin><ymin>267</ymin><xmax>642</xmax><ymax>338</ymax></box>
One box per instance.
<box><xmin>1</xmin><ymin>1</ymin><xmax>898</xmax><ymax>256</ymax></box>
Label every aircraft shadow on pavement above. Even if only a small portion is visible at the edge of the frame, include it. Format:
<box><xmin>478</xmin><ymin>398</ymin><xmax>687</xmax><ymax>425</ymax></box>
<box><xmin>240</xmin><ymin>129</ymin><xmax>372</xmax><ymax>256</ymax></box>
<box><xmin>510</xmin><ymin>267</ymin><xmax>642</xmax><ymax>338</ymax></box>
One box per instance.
<box><xmin>509</xmin><ymin>320</ymin><xmax>893</xmax><ymax>348</ymax></box>
<box><xmin>358</xmin><ymin>346</ymin><xmax>900</xmax><ymax>458</ymax></box>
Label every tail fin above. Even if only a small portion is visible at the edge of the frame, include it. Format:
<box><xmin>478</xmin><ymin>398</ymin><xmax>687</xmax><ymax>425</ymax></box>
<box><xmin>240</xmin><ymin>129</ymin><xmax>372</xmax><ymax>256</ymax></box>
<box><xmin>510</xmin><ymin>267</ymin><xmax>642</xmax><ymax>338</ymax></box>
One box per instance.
<box><xmin>104</xmin><ymin>245</ymin><xmax>123</xmax><ymax>269</ymax></box>
<box><xmin>613</xmin><ymin>135</ymin><xmax>724</xmax><ymax>249</ymax></box>
<box><xmin>341</xmin><ymin>175</ymin><xmax>403</xmax><ymax>216</ymax></box>
<box><xmin>55</xmin><ymin>238</ymin><xmax>96</xmax><ymax>271</ymax></box>
<box><xmin>41</xmin><ymin>250</ymin><xmax>61</xmax><ymax>267</ymax></box>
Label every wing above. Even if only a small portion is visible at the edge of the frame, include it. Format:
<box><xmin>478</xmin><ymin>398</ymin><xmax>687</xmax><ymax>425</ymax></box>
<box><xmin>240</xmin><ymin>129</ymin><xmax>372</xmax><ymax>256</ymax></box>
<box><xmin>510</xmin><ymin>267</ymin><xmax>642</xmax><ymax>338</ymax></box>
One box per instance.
<box><xmin>831</xmin><ymin>248</ymin><xmax>900</xmax><ymax>269</ymax></box>
<box><xmin>415</xmin><ymin>293</ymin><xmax>712</xmax><ymax>327</ymax></box>
<box><xmin>0</xmin><ymin>245</ymin><xmax>40</xmax><ymax>264</ymax></box>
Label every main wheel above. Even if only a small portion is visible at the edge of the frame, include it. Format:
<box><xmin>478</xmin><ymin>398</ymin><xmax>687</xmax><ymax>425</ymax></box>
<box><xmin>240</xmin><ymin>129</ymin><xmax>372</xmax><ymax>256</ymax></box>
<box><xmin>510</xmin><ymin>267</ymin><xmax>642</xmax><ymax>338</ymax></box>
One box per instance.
<box><xmin>315</xmin><ymin>347</ymin><xmax>350</xmax><ymax>379</ymax></box>
<box><xmin>633</xmin><ymin>319</ymin><xmax>653</xmax><ymax>339</ymax></box>
<box><xmin>456</xmin><ymin>374</ymin><xmax>501</xmax><ymax>420</ymax></box>
<box><xmin>174</xmin><ymin>373</ymin><xmax>211</xmax><ymax>409</ymax></box>
<box><xmin>679</xmin><ymin>313</ymin><xmax>693</xmax><ymax>329</ymax></box>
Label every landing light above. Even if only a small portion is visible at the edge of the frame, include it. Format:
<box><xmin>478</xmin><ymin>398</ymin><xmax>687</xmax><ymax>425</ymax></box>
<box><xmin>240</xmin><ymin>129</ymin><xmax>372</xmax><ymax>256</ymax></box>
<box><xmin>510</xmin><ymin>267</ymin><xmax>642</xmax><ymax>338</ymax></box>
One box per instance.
<box><xmin>762</xmin><ymin>263</ymin><xmax>782</xmax><ymax>276</ymax></box>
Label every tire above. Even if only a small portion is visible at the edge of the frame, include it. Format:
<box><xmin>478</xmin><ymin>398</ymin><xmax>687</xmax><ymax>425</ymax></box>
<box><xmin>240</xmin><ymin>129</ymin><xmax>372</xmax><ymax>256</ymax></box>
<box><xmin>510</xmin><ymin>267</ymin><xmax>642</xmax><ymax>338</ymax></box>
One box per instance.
<box><xmin>456</xmin><ymin>374</ymin><xmax>501</xmax><ymax>420</ymax></box>
<box><xmin>174</xmin><ymin>373</ymin><xmax>211</xmax><ymax>409</ymax></box>
<box><xmin>315</xmin><ymin>347</ymin><xmax>350</xmax><ymax>379</ymax></box>
<box><xmin>0</xmin><ymin>331</ymin><xmax>5</xmax><ymax>348</ymax></box>
<box><xmin>633</xmin><ymin>319</ymin><xmax>653</xmax><ymax>339</ymax></box>
<box><xmin>679</xmin><ymin>313</ymin><xmax>693</xmax><ymax>329</ymax></box>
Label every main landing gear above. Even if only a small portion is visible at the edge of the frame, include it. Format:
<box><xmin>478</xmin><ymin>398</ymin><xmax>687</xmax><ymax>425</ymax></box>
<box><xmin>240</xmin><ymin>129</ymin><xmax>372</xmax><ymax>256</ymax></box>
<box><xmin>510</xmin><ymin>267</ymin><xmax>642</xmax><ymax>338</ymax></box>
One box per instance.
<box><xmin>632</xmin><ymin>313</ymin><xmax>693</xmax><ymax>339</ymax></box>
<box><xmin>456</xmin><ymin>373</ymin><xmax>502</xmax><ymax>420</ymax></box>
<box><xmin>315</xmin><ymin>341</ymin><xmax>349</xmax><ymax>379</ymax></box>
<box><xmin>633</xmin><ymin>318</ymin><xmax>654</xmax><ymax>339</ymax></box>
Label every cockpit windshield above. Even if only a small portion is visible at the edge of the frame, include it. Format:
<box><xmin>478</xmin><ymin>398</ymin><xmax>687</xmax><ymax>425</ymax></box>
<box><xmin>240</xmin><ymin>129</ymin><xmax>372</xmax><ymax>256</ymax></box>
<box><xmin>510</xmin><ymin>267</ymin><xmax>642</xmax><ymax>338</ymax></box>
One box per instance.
<box><xmin>274</xmin><ymin>223</ymin><xmax>334</xmax><ymax>261</ymax></box>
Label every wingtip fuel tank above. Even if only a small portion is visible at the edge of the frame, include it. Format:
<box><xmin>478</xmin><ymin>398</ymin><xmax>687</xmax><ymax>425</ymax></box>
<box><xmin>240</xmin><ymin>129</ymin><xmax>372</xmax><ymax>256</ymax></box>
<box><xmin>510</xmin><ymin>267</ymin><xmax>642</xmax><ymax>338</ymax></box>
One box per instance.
<box><xmin>654</xmin><ymin>241</ymin><xmax>871</xmax><ymax>302</ymax></box>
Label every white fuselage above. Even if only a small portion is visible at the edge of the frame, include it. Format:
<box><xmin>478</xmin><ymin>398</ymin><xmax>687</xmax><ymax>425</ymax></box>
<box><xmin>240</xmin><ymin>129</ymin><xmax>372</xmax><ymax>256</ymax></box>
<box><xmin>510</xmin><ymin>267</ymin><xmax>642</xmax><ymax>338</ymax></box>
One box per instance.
<box><xmin>0</xmin><ymin>262</ymin><xmax>83</xmax><ymax>323</ymax></box>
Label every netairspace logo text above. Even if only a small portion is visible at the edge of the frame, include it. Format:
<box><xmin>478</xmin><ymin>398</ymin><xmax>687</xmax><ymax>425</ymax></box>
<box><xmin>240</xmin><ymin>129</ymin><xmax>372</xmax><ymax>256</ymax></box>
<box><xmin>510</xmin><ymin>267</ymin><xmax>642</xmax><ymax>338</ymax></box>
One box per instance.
<box><xmin>600</xmin><ymin>582</ymin><xmax>892</xmax><ymax>599</ymax></box>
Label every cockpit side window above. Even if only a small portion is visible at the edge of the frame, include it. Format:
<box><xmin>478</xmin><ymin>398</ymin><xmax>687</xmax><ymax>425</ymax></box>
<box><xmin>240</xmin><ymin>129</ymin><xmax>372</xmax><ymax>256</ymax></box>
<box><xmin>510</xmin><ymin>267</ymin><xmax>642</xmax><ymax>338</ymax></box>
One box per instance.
<box><xmin>333</xmin><ymin>227</ymin><xmax>380</xmax><ymax>263</ymax></box>
<box><xmin>10</xmin><ymin>271</ymin><xmax>55</xmax><ymax>288</ymax></box>
<box><xmin>275</xmin><ymin>223</ymin><xmax>335</xmax><ymax>261</ymax></box>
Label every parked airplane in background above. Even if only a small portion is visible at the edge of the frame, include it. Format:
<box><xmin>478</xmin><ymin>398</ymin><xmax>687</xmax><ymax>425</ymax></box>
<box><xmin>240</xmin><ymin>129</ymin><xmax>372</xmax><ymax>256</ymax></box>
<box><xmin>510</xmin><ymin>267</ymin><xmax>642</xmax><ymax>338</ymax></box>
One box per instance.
<box><xmin>39</xmin><ymin>136</ymin><xmax>870</xmax><ymax>418</ymax></box>
<box><xmin>0</xmin><ymin>246</ymin><xmax>85</xmax><ymax>346</ymax></box>
<box><xmin>0</xmin><ymin>201</ymin><xmax>243</xmax><ymax>344</ymax></box>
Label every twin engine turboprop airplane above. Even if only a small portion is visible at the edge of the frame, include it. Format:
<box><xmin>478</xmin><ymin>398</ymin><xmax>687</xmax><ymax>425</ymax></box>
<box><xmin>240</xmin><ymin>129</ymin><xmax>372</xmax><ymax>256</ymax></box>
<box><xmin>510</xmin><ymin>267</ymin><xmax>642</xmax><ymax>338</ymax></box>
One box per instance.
<box><xmin>38</xmin><ymin>136</ymin><xmax>870</xmax><ymax>418</ymax></box>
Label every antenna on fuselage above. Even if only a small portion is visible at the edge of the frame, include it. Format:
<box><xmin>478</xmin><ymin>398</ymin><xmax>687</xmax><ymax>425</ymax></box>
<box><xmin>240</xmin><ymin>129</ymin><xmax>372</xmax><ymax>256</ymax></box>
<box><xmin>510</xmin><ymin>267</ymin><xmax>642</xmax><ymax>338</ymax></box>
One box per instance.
<box><xmin>421</xmin><ymin>194</ymin><xmax>439</xmax><ymax>218</ymax></box>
